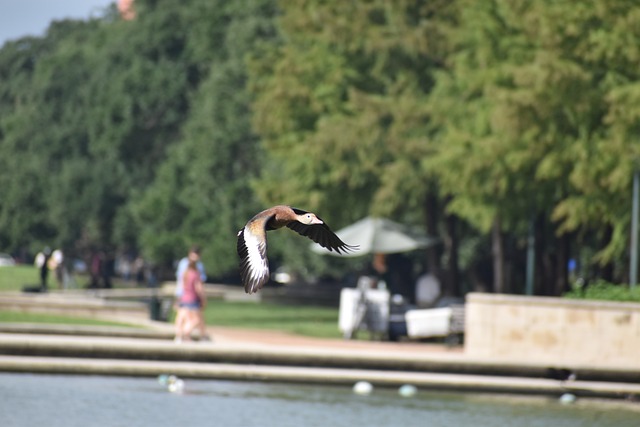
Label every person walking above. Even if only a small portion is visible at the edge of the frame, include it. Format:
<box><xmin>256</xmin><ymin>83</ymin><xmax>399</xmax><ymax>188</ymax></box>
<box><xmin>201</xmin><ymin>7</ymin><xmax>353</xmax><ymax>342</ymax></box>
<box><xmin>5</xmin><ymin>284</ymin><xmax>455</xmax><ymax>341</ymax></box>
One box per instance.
<box><xmin>174</xmin><ymin>245</ymin><xmax>210</xmax><ymax>342</ymax></box>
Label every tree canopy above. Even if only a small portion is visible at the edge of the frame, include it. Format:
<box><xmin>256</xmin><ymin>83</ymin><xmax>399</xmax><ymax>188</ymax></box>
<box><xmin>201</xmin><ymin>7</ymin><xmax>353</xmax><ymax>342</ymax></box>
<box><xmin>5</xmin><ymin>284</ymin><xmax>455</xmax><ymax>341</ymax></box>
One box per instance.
<box><xmin>1</xmin><ymin>0</ymin><xmax>638</xmax><ymax>293</ymax></box>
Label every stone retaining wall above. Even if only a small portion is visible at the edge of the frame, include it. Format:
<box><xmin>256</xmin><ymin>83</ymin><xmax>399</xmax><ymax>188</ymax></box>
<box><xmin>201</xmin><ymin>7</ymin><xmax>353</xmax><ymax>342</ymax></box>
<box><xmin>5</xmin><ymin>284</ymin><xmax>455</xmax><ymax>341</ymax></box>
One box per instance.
<box><xmin>0</xmin><ymin>293</ymin><xmax>149</xmax><ymax>322</ymax></box>
<box><xmin>464</xmin><ymin>293</ymin><xmax>640</xmax><ymax>369</ymax></box>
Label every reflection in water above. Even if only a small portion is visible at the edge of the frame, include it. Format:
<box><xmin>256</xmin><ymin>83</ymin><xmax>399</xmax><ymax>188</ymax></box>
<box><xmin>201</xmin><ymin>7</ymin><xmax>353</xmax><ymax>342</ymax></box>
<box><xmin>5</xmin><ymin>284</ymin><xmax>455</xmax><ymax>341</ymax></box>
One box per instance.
<box><xmin>1</xmin><ymin>373</ymin><xmax>638</xmax><ymax>427</ymax></box>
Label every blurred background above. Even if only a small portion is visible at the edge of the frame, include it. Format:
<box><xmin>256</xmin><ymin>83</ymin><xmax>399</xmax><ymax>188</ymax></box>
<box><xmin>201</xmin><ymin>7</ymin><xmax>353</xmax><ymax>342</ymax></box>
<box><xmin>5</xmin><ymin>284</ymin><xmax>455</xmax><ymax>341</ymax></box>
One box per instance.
<box><xmin>1</xmin><ymin>0</ymin><xmax>639</xmax><ymax>302</ymax></box>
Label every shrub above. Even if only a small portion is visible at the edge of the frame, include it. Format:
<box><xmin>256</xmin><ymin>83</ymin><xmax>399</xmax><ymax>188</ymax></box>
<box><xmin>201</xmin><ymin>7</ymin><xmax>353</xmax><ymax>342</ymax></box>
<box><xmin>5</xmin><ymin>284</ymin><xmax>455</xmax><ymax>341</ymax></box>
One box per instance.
<box><xmin>564</xmin><ymin>280</ymin><xmax>640</xmax><ymax>303</ymax></box>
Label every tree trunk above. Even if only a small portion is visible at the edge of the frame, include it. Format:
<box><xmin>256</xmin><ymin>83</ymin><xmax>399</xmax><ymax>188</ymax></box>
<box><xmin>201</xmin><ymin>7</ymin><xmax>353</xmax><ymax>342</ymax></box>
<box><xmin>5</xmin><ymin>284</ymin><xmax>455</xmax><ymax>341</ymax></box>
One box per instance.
<box><xmin>599</xmin><ymin>225</ymin><xmax>614</xmax><ymax>282</ymax></box>
<box><xmin>535</xmin><ymin>213</ymin><xmax>548</xmax><ymax>296</ymax></box>
<box><xmin>492</xmin><ymin>216</ymin><xmax>505</xmax><ymax>293</ymax></box>
<box><xmin>445</xmin><ymin>212</ymin><xmax>460</xmax><ymax>296</ymax></box>
<box><xmin>554</xmin><ymin>232</ymin><xmax>570</xmax><ymax>295</ymax></box>
<box><xmin>535</xmin><ymin>213</ymin><xmax>567</xmax><ymax>296</ymax></box>
<box><xmin>423</xmin><ymin>191</ymin><xmax>442</xmax><ymax>278</ymax></box>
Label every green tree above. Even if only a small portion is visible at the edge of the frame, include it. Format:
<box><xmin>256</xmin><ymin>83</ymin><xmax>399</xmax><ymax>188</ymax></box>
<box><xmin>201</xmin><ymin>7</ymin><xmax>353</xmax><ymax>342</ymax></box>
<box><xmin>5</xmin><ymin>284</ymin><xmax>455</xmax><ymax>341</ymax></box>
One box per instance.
<box><xmin>428</xmin><ymin>0</ymin><xmax>640</xmax><ymax>292</ymax></box>
<box><xmin>0</xmin><ymin>21</ymin><xmax>103</xmax><ymax>254</ymax></box>
<box><xmin>250</xmin><ymin>0</ymin><xmax>461</xmax><ymax>290</ymax></box>
<box><xmin>0</xmin><ymin>1</ymin><xmax>211</xmax><ymax>259</ymax></box>
<box><xmin>133</xmin><ymin>0</ymin><xmax>279</xmax><ymax>277</ymax></box>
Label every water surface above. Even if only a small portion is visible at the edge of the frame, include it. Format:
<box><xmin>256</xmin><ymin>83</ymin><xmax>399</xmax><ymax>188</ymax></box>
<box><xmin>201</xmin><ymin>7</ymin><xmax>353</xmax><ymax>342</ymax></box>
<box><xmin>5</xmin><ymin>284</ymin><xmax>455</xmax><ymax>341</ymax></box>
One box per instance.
<box><xmin>1</xmin><ymin>373</ymin><xmax>637</xmax><ymax>427</ymax></box>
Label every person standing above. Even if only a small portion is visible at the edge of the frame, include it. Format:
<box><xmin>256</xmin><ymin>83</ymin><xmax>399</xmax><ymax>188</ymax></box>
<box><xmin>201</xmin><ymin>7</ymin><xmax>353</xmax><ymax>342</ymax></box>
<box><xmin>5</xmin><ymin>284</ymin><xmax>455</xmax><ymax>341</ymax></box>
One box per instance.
<box><xmin>174</xmin><ymin>245</ymin><xmax>210</xmax><ymax>342</ymax></box>
<box><xmin>415</xmin><ymin>268</ymin><xmax>441</xmax><ymax>308</ymax></box>
<box><xmin>134</xmin><ymin>255</ymin><xmax>146</xmax><ymax>285</ymax></box>
<box><xmin>89</xmin><ymin>250</ymin><xmax>102</xmax><ymax>289</ymax></box>
<box><xmin>35</xmin><ymin>247</ymin><xmax>52</xmax><ymax>291</ymax></box>
<box><xmin>50</xmin><ymin>248</ymin><xmax>65</xmax><ymax>289</ymax></box>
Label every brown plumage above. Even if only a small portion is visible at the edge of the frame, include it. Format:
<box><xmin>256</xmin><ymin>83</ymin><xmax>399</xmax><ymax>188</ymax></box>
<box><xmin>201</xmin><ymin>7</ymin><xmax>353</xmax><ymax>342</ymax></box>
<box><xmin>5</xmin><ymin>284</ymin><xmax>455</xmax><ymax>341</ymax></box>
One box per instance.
<box><xmin>237</xmin><ymin>205</ymin><xmax>357</xmax><ymax>294</ymax></box>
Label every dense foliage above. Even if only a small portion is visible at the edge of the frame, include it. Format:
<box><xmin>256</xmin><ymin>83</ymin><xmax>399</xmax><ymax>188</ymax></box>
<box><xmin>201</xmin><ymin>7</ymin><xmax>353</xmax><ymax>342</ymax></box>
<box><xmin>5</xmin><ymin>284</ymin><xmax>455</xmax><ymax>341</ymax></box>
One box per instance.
<box><xmin>1</xmin><ymin>0</ymin><xmax>639</xmax><ymax>295</ymax></box>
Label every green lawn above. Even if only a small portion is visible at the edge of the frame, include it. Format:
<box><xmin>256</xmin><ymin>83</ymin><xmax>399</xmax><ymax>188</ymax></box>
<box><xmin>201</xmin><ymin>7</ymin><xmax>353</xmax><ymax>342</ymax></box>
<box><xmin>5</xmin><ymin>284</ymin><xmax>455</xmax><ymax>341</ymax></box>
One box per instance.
<box><xmin>201</xmin><ymin>300</ymin><xmax>341</xmax><ymax>339</ymax></box>
<box><xmin>0</xmin><ymin>311</ymin><xmax>137</xmax><ymax>327</ymax></box>
<box><xmin>0</xmin><ymin>265</ymin><xmax>342</xmax><ymax>338</ymax></box>
<box><xmin>0</xmin><ymin>301</ymin><xmax>341</xmax><ymax>337</ymax></box>
<box><xmin>0</xmin><ymin>265</ymin><xmax>131</xmax><ymax>291</ymax></box>
<box><xmin>0</xmin><ymin>265</ymin><xmax>40</xmax><ymax>292</ymax></box>
<box><xmin>0</xmin><ymin>265</ymin><xmax>136</xmax><ymax>327</ymax></box>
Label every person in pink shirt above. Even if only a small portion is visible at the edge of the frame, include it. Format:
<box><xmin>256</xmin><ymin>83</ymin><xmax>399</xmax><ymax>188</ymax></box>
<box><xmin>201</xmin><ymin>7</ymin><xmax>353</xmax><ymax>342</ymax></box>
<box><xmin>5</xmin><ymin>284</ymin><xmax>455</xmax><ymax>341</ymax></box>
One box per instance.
<box><xmin>175</xmin><ymin>259</ymin><xmax>209</xmax><ymax>342</ymax></box>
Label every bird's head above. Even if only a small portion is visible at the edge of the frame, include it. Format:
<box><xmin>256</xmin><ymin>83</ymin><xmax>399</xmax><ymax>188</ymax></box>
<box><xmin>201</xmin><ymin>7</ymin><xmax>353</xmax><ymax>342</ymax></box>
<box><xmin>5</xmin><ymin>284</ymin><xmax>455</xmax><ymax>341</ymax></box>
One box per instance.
<box><xmin>299</xmin><ymin>212</ymin><xmax>323</xmax><ymax>225</ymax></box>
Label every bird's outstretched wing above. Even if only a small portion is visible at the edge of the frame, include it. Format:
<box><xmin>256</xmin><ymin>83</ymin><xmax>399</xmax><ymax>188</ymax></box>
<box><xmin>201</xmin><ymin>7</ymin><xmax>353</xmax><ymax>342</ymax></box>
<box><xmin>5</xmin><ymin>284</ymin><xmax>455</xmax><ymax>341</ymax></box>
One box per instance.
<box><xmin>286</xmin><ymin>212</ymin><xmax>357</xmax><ymax>254</ymax></box>
<box><xmin>238</xmin><ymin>207</ymin><xmax>357</xmax><ymax>294</ymax></box>
<box><xmin>237</xmin><ymin>226</ymin><xmax>270</xmax><ymax>294</ymax></box>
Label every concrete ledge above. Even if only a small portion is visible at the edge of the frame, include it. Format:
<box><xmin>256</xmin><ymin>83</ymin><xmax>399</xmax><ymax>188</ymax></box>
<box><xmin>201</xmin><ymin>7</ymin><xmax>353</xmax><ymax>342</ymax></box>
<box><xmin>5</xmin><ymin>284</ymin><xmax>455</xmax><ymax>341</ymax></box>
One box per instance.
<box><xmin>1</xmin><ymin>355</ymin><xmax>639</xmax><ymax>399</ymax></box>
<box><xmin>0</xmin><ymin>334</ymin><xmax>638</xmax><ymax>383</ymax></box>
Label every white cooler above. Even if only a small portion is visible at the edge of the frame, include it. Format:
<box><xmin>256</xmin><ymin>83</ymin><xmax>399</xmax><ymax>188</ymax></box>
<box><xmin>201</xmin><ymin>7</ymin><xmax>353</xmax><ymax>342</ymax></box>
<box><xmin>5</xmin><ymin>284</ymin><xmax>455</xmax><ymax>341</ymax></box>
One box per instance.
<box><xmin>405</xmin><ymin>307</ymin><xmax>453</xmax><ymax>338</ymax></box>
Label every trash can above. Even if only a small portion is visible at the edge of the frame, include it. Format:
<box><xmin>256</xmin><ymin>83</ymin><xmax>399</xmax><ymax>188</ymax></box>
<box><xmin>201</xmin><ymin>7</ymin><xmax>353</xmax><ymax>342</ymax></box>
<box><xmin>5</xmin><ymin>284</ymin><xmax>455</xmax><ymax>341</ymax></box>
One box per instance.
<box><xmin>149</xmin><ymin>295</ymin><xmax>162</xmax><ymax>321</ymax></box>
<box><xmin>388</xmin><ymin>294</ymin><xmax>411</xmax><ymax>341</ymax></box>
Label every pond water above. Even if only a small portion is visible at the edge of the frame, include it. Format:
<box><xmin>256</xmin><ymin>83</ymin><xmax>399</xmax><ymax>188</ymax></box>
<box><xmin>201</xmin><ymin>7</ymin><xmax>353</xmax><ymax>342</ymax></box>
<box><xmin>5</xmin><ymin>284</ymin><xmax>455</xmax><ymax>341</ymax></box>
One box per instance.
<box><xmin>1</xmin><ymin>373</ymin><xmax>638</xmax><ymax>427</ymax></box>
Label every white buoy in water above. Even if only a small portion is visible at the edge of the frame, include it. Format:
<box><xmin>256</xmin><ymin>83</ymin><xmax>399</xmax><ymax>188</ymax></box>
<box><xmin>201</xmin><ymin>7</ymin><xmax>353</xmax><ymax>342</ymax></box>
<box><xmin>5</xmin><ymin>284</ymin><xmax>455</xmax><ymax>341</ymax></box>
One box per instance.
<box><xmin>398</xmin><ymin>384</ymin><xmax>417</xmax><ymax>397</ymax></box>
<box><xmin>559</xmin><ymin>393</ymin><xmax>576</xmax><ymax>404</ymax></box>
<box><xmin>353</xmin><ymin>381</ymin><xmax>373</xmax><ymax>395</ymax></box>
<box><xmin>157</xmin><ymin>374</ymin><xmax>170</xmax><ymax>386</ymax></box>
<box><xmin>168</xmin><ymin>378</ymin><xmax>185</xmax><ymax>393</ymax></box>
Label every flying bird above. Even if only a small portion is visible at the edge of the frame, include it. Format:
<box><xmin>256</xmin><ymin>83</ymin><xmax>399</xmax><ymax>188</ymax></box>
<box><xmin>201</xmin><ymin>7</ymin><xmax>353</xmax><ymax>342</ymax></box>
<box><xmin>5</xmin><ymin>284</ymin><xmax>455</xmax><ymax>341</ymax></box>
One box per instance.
<box><xmin>237</xmin><ymin>205</ymin><xmax>357</xmax><ymax>294</ymax></box>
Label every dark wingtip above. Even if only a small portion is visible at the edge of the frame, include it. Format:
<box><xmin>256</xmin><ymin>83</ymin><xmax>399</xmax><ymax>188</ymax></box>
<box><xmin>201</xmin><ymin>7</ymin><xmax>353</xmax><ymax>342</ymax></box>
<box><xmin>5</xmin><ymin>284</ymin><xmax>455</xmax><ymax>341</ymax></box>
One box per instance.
<box><xmin>340</xmin><ymin>244</ymin><xmax>359</xmax><ymax>254</ymax></box>
<box><xmin>326</xmin><ymin>243</ymin><xmax>359</xmax><ymax>255</ymax></box>
<box><xmin>243</xmin><ymin>278</ymin><xmax>266</xmax><ymax>294</ymax></box>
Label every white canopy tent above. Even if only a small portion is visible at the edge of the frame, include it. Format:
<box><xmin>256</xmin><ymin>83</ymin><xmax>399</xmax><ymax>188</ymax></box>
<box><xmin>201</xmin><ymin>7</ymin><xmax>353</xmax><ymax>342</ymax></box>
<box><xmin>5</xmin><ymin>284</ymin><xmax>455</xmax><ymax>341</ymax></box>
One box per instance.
<box><xmin>311</xmin><ymin>216</ymin><xmax>438</xmax><ymax>257</ymax></box>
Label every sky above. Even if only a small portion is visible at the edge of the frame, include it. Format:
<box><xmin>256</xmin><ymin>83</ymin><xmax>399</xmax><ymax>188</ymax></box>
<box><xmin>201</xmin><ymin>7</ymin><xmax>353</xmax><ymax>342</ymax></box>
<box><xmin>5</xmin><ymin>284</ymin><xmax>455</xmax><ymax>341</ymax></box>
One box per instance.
<box><xmin>0</xmin><ymin>0</ymin><xmax>114</xmax><ymax>47</ymax></box>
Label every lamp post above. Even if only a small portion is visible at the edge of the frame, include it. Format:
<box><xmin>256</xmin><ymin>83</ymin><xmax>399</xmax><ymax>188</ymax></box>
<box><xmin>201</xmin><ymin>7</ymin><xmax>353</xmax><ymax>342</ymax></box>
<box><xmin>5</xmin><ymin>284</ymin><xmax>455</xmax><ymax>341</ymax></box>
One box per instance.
<box><xmin>630</xmin><ymin>169</ymin><xmax>639</xmax><ymax>290</ymax></box>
